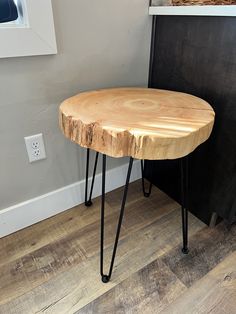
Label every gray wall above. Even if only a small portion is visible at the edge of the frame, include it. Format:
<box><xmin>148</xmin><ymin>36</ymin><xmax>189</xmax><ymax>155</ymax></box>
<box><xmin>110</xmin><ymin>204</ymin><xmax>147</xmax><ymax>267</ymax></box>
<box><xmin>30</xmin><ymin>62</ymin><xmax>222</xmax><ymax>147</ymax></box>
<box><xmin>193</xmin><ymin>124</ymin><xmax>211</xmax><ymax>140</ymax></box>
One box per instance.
<box><xmin>0</xmin><ymin>0</ymin><xmax>151</xmax><ymax>210</ymax></box>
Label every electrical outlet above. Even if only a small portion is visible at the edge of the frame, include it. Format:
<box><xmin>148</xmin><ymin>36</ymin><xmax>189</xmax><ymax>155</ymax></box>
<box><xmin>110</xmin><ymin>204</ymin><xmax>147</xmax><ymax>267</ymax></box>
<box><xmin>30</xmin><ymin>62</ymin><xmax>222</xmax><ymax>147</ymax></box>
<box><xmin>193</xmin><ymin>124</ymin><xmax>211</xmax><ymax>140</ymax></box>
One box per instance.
<box><xmin>24</xmin><ymin>133</ymin><xmax>46</xmax><ymax>163</ymax></box>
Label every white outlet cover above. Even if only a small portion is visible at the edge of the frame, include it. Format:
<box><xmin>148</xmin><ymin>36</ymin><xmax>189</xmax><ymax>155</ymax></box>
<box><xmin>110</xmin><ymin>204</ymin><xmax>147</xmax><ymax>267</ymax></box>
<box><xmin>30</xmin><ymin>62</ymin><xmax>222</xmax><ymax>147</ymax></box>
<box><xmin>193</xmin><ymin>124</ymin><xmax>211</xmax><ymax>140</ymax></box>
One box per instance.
<box><xmin>24</xmin><ymin>133</ymin><xmax>46</xmax><ymax>163</ymax></box>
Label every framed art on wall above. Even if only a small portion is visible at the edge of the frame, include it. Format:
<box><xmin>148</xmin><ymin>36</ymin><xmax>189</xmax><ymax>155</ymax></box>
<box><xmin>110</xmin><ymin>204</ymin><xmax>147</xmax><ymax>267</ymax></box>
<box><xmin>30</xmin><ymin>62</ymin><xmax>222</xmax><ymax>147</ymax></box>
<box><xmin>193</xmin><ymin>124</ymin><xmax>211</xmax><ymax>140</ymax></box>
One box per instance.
<box><xmin>0</xmin><ymin>0</ymin><xmax>57</xmax><ymax>58</ymax></box>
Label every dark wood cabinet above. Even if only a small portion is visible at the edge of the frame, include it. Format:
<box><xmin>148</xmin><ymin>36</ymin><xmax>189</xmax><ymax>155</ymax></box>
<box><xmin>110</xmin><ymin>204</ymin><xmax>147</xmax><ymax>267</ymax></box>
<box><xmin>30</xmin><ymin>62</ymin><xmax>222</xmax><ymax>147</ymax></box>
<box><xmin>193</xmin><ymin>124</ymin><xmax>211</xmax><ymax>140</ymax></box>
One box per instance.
<box><xmin>146</xmin><ymin>15</ymin><xmax>236</xmax><ymax>225</ymax></box>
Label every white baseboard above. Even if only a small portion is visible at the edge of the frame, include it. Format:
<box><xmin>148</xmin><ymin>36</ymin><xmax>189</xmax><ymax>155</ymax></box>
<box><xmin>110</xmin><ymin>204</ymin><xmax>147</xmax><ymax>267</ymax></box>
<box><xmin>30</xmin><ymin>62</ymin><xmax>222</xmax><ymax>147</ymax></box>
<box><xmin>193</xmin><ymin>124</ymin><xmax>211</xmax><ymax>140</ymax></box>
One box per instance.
<box><xmin>0</xmin><ymin>161</ymin><xmax>141</xmax><ymax>238</ymax></box>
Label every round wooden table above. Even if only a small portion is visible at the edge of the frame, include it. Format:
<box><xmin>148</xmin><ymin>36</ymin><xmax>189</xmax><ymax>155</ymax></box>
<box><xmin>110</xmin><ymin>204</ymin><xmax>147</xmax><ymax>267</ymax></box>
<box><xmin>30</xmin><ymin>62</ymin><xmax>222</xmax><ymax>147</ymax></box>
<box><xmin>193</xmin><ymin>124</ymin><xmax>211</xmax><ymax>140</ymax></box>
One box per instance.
<box><xmin>59</xmin><ymin>88</ymin><xmax>215</xmax><ymax>283</ymax></box>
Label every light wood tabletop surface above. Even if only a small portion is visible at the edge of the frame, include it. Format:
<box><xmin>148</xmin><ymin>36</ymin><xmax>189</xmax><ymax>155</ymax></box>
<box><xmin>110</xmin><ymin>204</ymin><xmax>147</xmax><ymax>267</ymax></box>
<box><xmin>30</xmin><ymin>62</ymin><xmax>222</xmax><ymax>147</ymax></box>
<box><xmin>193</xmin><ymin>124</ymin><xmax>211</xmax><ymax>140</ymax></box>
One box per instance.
<box><xmin>59</xmin><ymin>88</ymin><xmax>215</xmax><ymax>160</ymax></box>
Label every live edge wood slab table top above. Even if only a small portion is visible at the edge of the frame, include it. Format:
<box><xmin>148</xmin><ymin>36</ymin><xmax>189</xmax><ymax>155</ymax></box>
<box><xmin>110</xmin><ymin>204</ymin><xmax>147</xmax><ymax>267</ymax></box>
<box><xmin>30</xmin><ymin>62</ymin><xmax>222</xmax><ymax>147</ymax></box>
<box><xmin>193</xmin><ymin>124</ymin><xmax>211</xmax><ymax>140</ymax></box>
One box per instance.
<box><xmin>59</xmin><ymin>88</ymin><xmax>215</xmax><ymax>160</ymax></box>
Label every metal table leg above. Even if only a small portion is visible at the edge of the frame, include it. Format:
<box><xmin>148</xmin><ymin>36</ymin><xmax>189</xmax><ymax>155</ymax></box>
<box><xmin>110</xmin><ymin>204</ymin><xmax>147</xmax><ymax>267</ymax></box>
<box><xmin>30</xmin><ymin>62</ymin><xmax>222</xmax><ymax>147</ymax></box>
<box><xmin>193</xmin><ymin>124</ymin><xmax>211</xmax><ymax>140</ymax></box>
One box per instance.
<box><xmin>180</xmin><ymin>156</ymin><xmax>189</xmax><ymax>254</ymax></box>
<box><xmin>100</xmin><ymin>155</ymin><xmax>133</xmax><ymax>283</ymax></box>
<box><xmin>84</xmin><ymin>149</ymin><xmax>189</xmax><ymax>282</ymax></box>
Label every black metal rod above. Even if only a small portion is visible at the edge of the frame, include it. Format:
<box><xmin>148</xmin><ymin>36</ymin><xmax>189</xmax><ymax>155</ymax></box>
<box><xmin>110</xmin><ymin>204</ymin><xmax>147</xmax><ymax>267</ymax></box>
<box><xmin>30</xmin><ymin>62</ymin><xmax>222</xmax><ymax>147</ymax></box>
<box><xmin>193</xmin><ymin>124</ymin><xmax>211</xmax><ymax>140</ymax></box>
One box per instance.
<box><xmin>88</xmin><ymin>152</ymin><xmax>99</xmax><ymax>201</ymax></box>
<box><xmin>100</xmin><ymin>156</ymin><xmax>134</xmax><ymax>283</ymax></box>
<box><xmin>85</xmin><ymin>148</ymin><xmax>90</xmax><ymax>205</ymax></box>
<box><xmin>141</xmin><ymin>160</ymin><xmax>153</xmax><ymax>197</ymax></box>
<box><xmin>85</xmin><ymin>149</ymin><xmax>99</xmax><ymax>207</ymax></box>
<box><xmin>181</xmin><ymin>156</ymin><xmax>189</xmax><ymax>254</ymax></box>
<box><xmin>100</xmin><ymin>154</ymin><xmax>106</xmax><ymax>278</ymax></box>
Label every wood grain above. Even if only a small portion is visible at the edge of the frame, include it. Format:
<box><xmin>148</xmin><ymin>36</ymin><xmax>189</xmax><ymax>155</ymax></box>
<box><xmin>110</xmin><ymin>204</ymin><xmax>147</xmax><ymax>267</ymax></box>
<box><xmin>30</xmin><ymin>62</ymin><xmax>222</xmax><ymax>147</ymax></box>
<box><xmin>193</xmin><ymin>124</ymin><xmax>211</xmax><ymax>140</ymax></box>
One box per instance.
<box><xmin>161</xmin><ymin>222</ymin><xmax>236</xmax><ymax>287</ymax></box>
<box><xmin>0</xmin><ymin>208</ymin><xmax>203</xmax><ymax>314</ymax></box>
<box><xmin>159</xmin><ymin>251</ymin><xmax>236</xmax><ymax>314</ymax></box>
<box><xmin>0</xmin><ymin>181</ymin><xmax>204</xmax><ymax>313</ymax></box>
<box><xmin>0</xmin><ymin>182</ymin><xmax>180</xmax><ymax>306</ymax></box>
<box><xmin>151</xmin><ymin>0</ymin><xmax>236</xmax><ymax>5</ymax></box>
<box><xmin>0</xmin><ymin>182</ymin><xmax>173</xmax><ymax>268</ymax></box>
<box><xmin>77</xmin><ymin>258</ymin><xmax>186</xmax><ymax>314</ymax></box>
<box><xmin>1</xmin><ymin>180</ymin><xmax>234</xmax><ymax>314</ymax></box>
<box><xmin>59</xmin><ymin>88</ymin><xmax>215</xmax><ymax>160</ymax></box>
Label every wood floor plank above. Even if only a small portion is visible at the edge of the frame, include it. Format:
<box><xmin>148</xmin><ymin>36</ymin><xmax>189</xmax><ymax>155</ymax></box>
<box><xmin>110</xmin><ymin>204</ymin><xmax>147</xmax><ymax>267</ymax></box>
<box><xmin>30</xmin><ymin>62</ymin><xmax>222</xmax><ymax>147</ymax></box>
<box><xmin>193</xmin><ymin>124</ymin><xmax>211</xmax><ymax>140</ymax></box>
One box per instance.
<box><xmin>0</xmin><ymin>182</ymin><xmax>179</xmax><ymax>305</ymax></box>
<box><xmin>0</xmin><ymin>197</ymin><xmax>109</xmax><ymax>268</ymax></box>
<box><xmin>0</xmin><ymin>181</ymin><xmax>167</xmax><ymax>268</ymax></box>
<box><xmin>0</xmin><ymin>209</ymin><xmax>204</xmax><ymax>313</ymax></box>
<box><xmin>161</xmin><ymin>222</ymin><xmax>236</xmax><ymax>288</ymax></box>
<box><xmin>76</xmin><ymin>258</ymin><xmax>187</xmax><ymax>314</ymax></box>
<box><xmin>160</xmin><ymin>251</ymin><xmax>236</xmax><ymax>314</ymax></box>
<box><xmin>0</xmin><ymin>180</ymin><xmax>143</xmax><ymax>268</ymax></box>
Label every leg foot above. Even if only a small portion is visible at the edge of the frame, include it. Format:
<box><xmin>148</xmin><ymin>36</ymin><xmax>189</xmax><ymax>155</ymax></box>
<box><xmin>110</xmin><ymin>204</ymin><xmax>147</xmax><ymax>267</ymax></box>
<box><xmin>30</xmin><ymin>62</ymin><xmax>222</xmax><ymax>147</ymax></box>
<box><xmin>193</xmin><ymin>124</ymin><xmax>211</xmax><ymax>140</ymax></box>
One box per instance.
<box><xmin>182</xmin><ymin>247</ymin><xmax>189</xmax><ymax>254</ymax></box>
<box><xmin>85</xmin><ymin>200</ymin><xmax>93</xmax><ymax>207</ymax></box>
<box><xmin>143</xmin><ymin>191</ymin><xmax>151</xmax><ymax>198</ymax></box>
<box><xmin>101</xmin><ymin>275</ymin><xmax>110</xmax><ymax>283</ymax></box>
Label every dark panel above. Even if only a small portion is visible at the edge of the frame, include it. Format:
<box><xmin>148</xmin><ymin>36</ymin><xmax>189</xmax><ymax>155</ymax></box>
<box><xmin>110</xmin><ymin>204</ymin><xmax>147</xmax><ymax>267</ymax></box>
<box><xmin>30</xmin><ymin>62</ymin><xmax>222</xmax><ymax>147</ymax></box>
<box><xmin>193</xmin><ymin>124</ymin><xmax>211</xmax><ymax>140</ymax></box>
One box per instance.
<box><xmin>148</xmin><ymin>16</ymin><xmax>236</xmax><ymax>224</ymax></box>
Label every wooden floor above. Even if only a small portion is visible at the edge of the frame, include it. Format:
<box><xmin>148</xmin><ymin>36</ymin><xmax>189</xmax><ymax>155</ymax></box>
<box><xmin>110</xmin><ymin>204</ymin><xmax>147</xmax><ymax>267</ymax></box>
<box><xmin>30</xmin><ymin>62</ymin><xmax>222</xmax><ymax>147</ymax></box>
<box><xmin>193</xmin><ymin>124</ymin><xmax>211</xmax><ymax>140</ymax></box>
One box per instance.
<box><xmin>0</xmin><ymin>180</ymin><xmax>235</xmax><ymax>314</ymax></box>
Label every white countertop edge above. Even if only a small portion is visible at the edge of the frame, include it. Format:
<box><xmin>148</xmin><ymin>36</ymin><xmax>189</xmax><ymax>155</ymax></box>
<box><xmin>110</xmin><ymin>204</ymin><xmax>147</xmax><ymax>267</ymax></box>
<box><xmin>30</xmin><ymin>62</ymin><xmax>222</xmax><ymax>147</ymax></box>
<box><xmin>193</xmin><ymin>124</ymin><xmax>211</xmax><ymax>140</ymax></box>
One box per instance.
<box><xmin>149</xmin><ymin>5</ymin><xmax>236</xmax><ymax>16</ymax></box>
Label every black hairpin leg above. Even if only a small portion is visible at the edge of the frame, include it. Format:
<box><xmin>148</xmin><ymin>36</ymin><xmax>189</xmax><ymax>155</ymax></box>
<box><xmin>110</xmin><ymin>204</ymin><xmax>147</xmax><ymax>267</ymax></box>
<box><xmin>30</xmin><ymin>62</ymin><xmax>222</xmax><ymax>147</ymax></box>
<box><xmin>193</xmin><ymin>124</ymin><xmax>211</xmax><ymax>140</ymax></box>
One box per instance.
<box><xmin>85</xmin><ymin>148</ymin><xmax>99</xmax><ymax>207</ymax></box>
<box><xmin>100</xmin><ymin>155</ymin><xmax>133</xmax><ymax>283</ymax></box>
<box><xmin>180</xmin><ymin>156</ymin><xmax>189</xmax><ymax>254</ymax></box>
<box><xmin>141</xmin><ymin>160</ymin><xmax>153</xmax><ymax>197</ymax></box>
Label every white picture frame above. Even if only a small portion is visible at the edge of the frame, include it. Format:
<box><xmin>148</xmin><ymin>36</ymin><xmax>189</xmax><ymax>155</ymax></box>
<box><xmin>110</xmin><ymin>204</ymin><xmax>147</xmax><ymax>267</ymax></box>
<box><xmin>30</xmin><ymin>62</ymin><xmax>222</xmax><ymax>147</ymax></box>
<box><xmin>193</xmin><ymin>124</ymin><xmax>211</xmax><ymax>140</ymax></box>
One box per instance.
<box><xmin>0</xmin><ymin>0</ymin><xmax>57</xmax><ymax>58</ymax></box>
